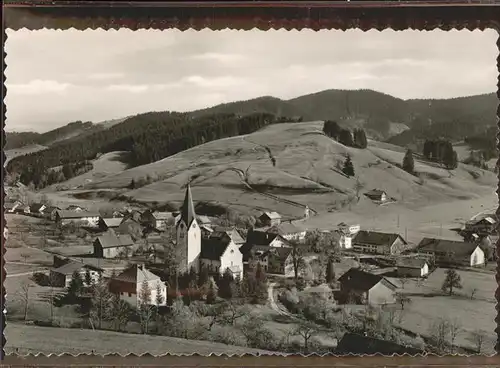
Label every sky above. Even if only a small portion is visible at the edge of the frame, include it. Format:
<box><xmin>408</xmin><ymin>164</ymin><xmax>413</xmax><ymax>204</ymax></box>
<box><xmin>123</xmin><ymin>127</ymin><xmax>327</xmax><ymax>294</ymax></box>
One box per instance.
<box><xmin>5</xmin><ymin>28</ymin><xmax>498</xmax><ymax>133</ymax></box>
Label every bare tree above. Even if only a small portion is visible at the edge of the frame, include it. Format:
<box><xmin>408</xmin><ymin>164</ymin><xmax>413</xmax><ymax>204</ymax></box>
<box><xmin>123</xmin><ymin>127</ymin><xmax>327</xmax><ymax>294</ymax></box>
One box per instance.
<box><xmin>448</xmin><ymin>318</ymin><xmax>462</xmax><ymax>353</ymax></box>
<box><xmin>108</xmin><ymin>294</ymin><xmax>132</xmax><ymax>332</ymax></box>
<box><xmin>429</xmin><ymin>318</ymin><xmax>451</xmax><ymax>353</ymax></box>
<box><xmin>470</xmin><ymin>287</ymin><xmax>478</xmax><ymax>300</ymax></box>
<box><xmin>293</xmin><ymin>321</ymin><xmax>318</xmax><ymax>353</ymax></box>
<box><xmin>17</xmin><ymin>281</ymin><xmax>31</xmax><ymax>321</ymax></box>
<box><xmin>471</xmin><ymin>329</ymin><xmax>486</xmax><ymax>354</ymax></box>
<box><xmin>20</xmin><ymin>252</ymin><xmax>30</xmax><ymax>264</ymax></box>
<box><xmin>353</xmin><ymin>177</ymin><xmax>365</xmax><ymax>200</ymax></box>
<box><xmin>90</xmin><ymin>275</ymin><xmax>112</xmax><ymax>329</ymax></box>
<box><xmin>396</xmin><ymin>292</ymin><xmax>412</xmax><ymax>311</ymax></box>
<box><xmin>290</xmin><ymin>240</ymin><xmax>307</xmax><ymax>281</ymax></box>
<box><xmin>399</xmin><ymin>277</ymin><xmax>409</xmax><ymax>289</ymax></box>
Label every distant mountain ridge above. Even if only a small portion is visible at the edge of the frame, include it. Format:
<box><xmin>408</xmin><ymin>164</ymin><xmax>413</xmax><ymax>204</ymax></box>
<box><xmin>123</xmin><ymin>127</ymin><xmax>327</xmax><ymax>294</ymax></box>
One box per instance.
<box><xmin>6</xmin><ymin>89</ymin><xmax>497</xmax><ymax>151</ymax></box>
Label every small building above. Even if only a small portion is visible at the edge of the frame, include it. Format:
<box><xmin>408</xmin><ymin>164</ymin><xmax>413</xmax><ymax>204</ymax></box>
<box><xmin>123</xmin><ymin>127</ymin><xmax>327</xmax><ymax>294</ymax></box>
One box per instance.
<box><xmin>122</xmin><ymin>209</ymin><xmax>143</xmax><ymax>223</ymax></box>
<box><xmin>42</xmin><ymin>206</ymin><xmax>61</xmax><ymax>221</ymax></box>
<box><xmin>4</xmin><ymin>200</ymin><xmax>23</xmax><ymax>213</ymax></box>
<box><xmin>336</xmin><ymin>223</ymin><xmax>360</xmax><ymax>250</ymax></box>
<box><xmin>28</xmin><ymin>202</ymin><xmax>47</xmax><ymax>216</ymax></box>
<box><xmin>396</xmin><ymin>258</ymin><xmax>430</xmax><ymax>278</ymax></box>
<box><xmin>337</xmin><ymin>268</ymin><xmax>398</xmax><ymax>305</ymax></box>
<box><xmin>49</xmin><ymin>260</ymin><xmax>103</xmax><ymax>288</ymax></box>
<box><xmin>66</xmin><ymin>205</ymin><xmax>85</xmax><ymax>212</ymax></box>
<box><xmin>264</xmin><ymin>223</ymin><xmax>307</xmax><ymax>242</ymax></box>
<box><xmin>336</xmin><ymin>333</ymin><xmax>424</xmax><ymax>355</ymax></box>
<box><xmin>55</xmin><ymin>210</ymin><xmax>101</xmax><ymax>228</ymax></box>
<box><xmin>141</xmin><ymin>210</ymin><xmax>174</xmax><ymax>231</ymax></box>
<box><xmin>197</xmin><ymin>215</ymin><xmax>212</xmax><ymax>226</ymax></box>
<box><xmin>352</xmin><ymin>231</ymin><xmax>407</xmax><ymax>255</ymax></box>
<box><xmin>259</xmin><ymin>211</ymin><xmax>282</xmax><ymax>227</ymax></box>
<box><xmin>466</xmin><ymin>216</ymin><xmax>497</xmax><ymax>235</ymax></box>
<box><xmin>109</xmin><ymin>264</ymin><xmax>167</xmax><ymax>308</ymax></box>
<box><xmin>414</xmin><ymin>238</ymin><xmax>485</xmax><ymax>267</ymax></box>
<box><xmin>93</xmin><ymin>231</ymin><xmax>136</xmax><ymax>259</ymax></box>
<box><xmin>364</xmin><ymin>189</ymin><xmax>388</xmax><ymax>203</ymax></box>
<box><xmin>245</xmin><ymin>229</ymin><xmax>290</xmax><ymax>248</ymax></box>
<box><xmin>242</xmin><ymin>244</ymin><xmax>294</xmax><ymax>275</ymax></box>
<box><xmin>200</xmin><ymin>229</ymin><xmax>245</xmax><ymax>278</ymax></box>
<box><xmin>112</xmin><ymin>210</ymin><xmax>125</xmax><ymax>218</ymax></box>
<box><xmin>98</xmin><ymin>217</ymin><xmax>123</xmax><ymax>232</ymax></box>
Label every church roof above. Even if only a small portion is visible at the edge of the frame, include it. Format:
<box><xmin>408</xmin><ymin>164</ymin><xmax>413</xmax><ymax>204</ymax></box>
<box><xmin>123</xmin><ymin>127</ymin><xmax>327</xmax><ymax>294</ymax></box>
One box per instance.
<box><xmin>179</xmin><ymin>184</ymin><xmax>196</xmax><ymax>227</ymax></box>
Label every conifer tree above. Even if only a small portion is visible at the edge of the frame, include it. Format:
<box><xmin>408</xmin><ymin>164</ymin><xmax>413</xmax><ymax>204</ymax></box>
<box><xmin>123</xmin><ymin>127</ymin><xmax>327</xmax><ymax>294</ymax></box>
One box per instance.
<box><xmin>402</xmin><ymin>149</ymin><xmax>415</xmax><ymax>174</ymax></box>
<box><xmin>342</xmin><ymin>155</ymin><xmax>355</xmax><ymax>177</ymax></box>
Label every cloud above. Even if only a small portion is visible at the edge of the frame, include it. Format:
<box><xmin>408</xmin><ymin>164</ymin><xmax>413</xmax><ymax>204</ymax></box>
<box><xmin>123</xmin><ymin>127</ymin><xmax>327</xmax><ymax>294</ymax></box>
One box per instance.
<box><xmin>188</xmin><ymin>52</ymin><xmax>246</xmax><ymax>63</ymax></box>
<box><xmin>7</xmin><ymin>79</ymin><xmax>71</xmax><ymax>95</ymax></box>
<box><xmin>87</xmin><ymin>72</ymin><xmax>125</xmax><ymax>80</ymax></box>
<box><xmin>184</xmin><ymin>75</ymin><xmax>246</xmax><ymax>88</ymax></box>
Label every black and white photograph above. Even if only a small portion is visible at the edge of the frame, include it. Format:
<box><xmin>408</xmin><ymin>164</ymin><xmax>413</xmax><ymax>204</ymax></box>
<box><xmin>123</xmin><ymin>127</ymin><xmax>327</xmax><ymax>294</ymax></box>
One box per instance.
<box><xmin>3</xmin><ymin>28</ymin><xmax>499</xmax><ymax>356</ymax></box>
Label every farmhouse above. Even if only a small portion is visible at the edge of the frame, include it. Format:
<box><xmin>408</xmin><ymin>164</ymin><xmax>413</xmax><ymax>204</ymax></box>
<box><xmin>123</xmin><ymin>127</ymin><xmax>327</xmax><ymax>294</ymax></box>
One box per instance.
<box><xmin>109</xmin><ymin>264</ymin><xmax>167</xmax><ymax>308</ymax></box>
<box><xmin>28</xmin><ymin>202</ymin><xmax>47</xmax><ymax>216</ymax></box>
<box><xmin>66</xmin><ymin>205</ymin><xmax>85</xmax><ymax>212</ymax></box>
<box><xmin>49</xmin><ymin>261</ymin><xmax>104</xmax><ymax>288</ymax></box>
<box><xmin>337</xmin><ymin>268</ymin><xmax>398</xmax><ymax>305</ymax></box>
<box><xmin>396</xmin><ymin>258</ymin><xmax>430</xmax><ymax>278</ymax></box>
<box><xmin>352</xmin><ymin>230</ymin><xmax>407</xmax><ymax>255</ymax></box>
<box><xmin>335</xmin><ymin>223</ymin><xmax>361</xmax><ymax>249</ymax></box>
<box><xmin>98</xmin><ymin>217</ymin><xmax>123</xmax><ymax>231</ymax></box>
<box><xmin>55</xmin><ymin>210</ymin><xmax>100</xmax><ymax>227</ymax></box>
<box><xmin>141</xmin><ymin>210</ymin><xmax>174</xmax><ymax>231</ymax></box>
<box><xmin>264</xmin><ymin>222</ymin><xmax>307</xmax><ymax>241</ymax></box>
<box><xmin>200</xmin><ymin>229</ymin><xmax>244</xmax><ymax>277</ymax></box>
<box><xmin>42</xmin><ymin>206</ymin><xmax>61</xmax><ymax>221</ymax></box>
<box><xmin>336</xmin><ymin>333</ymin><xmax>424</xmax><ymax>355</ymax></box>
<box><xmin>245</xmin><ymin>229</ymin><xmax>290</xmax><ymax>248</ymax></box>
<box><xmin>465</xmin><ymin>216</ymin><xmax>497</xmax><ymax>235</ymax></box>
<box><xmin>259</xmin><ymin>211</ymin><xmax>282</xmax><ymax>227</ymax></box>
<box><xmin>4</xmin><ymin>200</ymin><xmax>22</xmax><ymax>213</ymax></box>
<box><xmin>93</xmin><ymin>231</ymin><xmax>136</xmax><ymax>259</ymax></box>
<box><xmin>364</xmin><ymin>189</ymin><xmax>388</xmax><ymax>203</ymax></box>
<box><xmin>414</xmin><ymin>238</ymin><xmax>485</xmax><ymax>267</ymax></box>
<box><xmin>241</xmin><ymin>244</ymin><xmax>294</xmax><ymax>275</ymax></box>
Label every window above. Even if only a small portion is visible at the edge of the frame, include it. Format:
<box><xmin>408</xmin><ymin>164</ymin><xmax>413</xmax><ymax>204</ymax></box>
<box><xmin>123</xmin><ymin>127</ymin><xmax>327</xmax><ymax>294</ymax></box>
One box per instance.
<box><xmin>128</xmin><ymin>293</ymin><xmax>132</xmax><ymax>297</ymax></box>
<box><xmin>230</xmin><ymin>249</ymin><xmax>234</xmax><ymax>254</ymax></box>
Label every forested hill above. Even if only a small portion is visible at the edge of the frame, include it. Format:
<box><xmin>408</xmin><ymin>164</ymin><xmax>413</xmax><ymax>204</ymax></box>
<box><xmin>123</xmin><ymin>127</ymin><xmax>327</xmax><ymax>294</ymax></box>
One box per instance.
<box><xmin>7</xmin><ymin>112</ymin><xmax>288</xmax><ymax>188</ymax></box>
<box><xmin>5</xmin><ymin>121</ymin><xmax>98</xmax><ymax>150</ymax></box>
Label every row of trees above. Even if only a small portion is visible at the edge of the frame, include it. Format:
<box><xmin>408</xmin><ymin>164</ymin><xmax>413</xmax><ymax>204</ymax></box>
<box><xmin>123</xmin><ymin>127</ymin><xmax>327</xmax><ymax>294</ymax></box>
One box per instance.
<box><xmin>323</xmin><ymin>121</ymin><xmax>368</xmax><ymax>149</ymax></box>
<box><xmin>18</xmin><ymin>160</ymin><xmax>93</xmax><ymax>190</ymax></box>
<box><xmin>422</xmin><ymin>139</ymin><xmax>458</xmax><ymax>169</ymax></box>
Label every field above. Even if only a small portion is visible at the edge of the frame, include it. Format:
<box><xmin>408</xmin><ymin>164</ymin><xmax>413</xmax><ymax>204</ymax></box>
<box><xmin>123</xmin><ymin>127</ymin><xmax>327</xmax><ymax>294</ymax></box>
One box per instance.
<box><xmin>42</xmin><ymin>121</ymin><xmax>496</xmax><ymax>221</ymax></box>
<box><xmin>392</xmin><ymin>267</ymin><xmax>496</xmax><ymax>354</ymax></box>
<box><xmin>5</xmin><ymin>144</ymin><xmax>48</xmax><ymax>165</ymax></box>
<box><xmin>4</xmin><ymin>322</ymin><xmax>273</xmax><ymax>356</ymax></box>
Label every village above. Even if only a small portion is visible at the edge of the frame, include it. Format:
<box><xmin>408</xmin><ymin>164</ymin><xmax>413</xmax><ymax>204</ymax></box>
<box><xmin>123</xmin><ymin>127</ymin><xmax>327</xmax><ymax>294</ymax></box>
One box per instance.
<box><xmin>4</xmin><ymin>183</ymin><xmax>498</xmax><ymax>355</ymax></box>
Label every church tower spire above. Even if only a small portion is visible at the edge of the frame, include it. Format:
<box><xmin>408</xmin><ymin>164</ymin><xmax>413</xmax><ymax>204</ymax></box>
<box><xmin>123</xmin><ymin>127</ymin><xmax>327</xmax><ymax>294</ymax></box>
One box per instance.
<box><xmin>180</xmin><ymin>183</ymin><xmax>196</xmax><ymax>228</ymax></box>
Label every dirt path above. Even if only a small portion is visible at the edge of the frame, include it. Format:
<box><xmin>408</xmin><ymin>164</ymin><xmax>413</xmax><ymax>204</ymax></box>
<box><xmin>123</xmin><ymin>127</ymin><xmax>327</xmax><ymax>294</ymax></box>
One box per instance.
<box><xmin>6</xmin><ymin>270</ymin><xmax>45</xmax><ymax>278</ymax></box>
<box><xmin>267</xmin><ymin>282</ymin><xmax>294</xmax><ymax>318</ymax></box>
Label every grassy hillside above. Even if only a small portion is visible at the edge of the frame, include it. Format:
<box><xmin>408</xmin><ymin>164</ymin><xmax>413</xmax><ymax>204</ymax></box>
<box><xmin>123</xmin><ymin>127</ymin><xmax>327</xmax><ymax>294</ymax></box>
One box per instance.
<box><xmin>71</xmin><ymin>121</ymin><xmax>496</xmax><ymax>219</ymax></box>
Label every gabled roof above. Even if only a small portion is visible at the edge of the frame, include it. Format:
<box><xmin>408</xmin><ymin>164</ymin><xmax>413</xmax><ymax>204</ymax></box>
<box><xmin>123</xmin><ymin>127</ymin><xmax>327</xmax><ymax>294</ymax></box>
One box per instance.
<box><xmin>416</xmin><ymin>238</ymin><xmax>479</xmax><ymax>256</ymax></box>
<box><xmin>152</xmin><ymin>211</ymin><xmax>174</xmax><ymax>220</ymax></box>
<box><xmin>95</xmin><ymin>232</ymin><xmax>134</xmax><ymax>248</ymax></box>
<box><xmin>101</xmin><ymin>218</ymin><xmax>123</xmax><ymax>228</ymax></box>
<box><xmin>475</xmin><ymin>216</ymin><xmax>496</xmax><ymax>225</ymax></box>
<box><xmin>260</xmin><ymin>211</ymin><xmax>281</xmax><ymax>220</ymax></box>
<box><xmin>66</xmin><ymin>205</ymin><xmax>85</xmax><ymax>210</ymax></box>
<box><xmin>30</xmin><ymin>203</ymin><xmax>46</xmax><ymax>212</ymax></box>
<box><xmin>4</xmin><ymin>201</ymin><xmax>22</xmax><ymax>210</ymax></box>
<box><xmin>43</xmin><ymin>206</ymin><xmax>61</xmax><ymax>213</ymax></box>
<box><xmin>179</xmin><ymin>184</ymin><xmax>196</xmax><ymax>227</ymax></box>
<box><xmin>52</xmin><ymin>260</ymin><xmax>103</xmax><ymax>275</ymax></box>
<box><xmin>56</xmin><ymin>210</ymin><xmax>100</xmax><ymax>219</ymax></box>
<box><xmin>338</xmin><ymin>268</ymin><xmax>397</xmax><ymax>291</ymax></box>
<box><xmin>201</xmin><ymin>237</ymin><xmax>232</xmax><ymax>261</ymax></box>
<box><xmin>353</xmin><ymin>230</ymin><xmax>406</xmax><ymax>247</ymax></box>
<box><xmin>246</xmin><ymin>229</ymin><xmax>289</xmax><ymax>247</ymax></box>
<box><xmin>396</xmin><ymin>258</ymin><xmax>428</xmax><ymax>269</ymax></box>
<box><xmin>265</xmin><ymin>223</ymin><xmax>304</xmax><ymax>236</ymax></box>
<box><xmin>197</xmin><ymin>215</ymin><xmax>212</xmax><ymax>225</ymax></box>
<box><xmin>113</xmin><ymin>264</ymin><xmax>161</xmax><ymax>284</ymax></box>
<box><xmin>365</xmin><ymin>189</ymin><xmax>387</xmax><ymax>196</ymax></box>
<box><xmin>336</xmin><ymin>333</ymin><xmax>424</xmax><ymax>355</ymax></box>
<box><xmin>211</xmin><ymin>228</ymin><xmax>246</xmax><ymax>245</ymax></box>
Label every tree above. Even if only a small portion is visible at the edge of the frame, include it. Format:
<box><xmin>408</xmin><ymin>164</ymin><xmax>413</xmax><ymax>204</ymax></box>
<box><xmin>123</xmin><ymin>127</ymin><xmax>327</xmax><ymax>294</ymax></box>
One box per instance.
<box><xmin>242</xmin><ymin>264</ymin><xmax>268</xmax><ymax>304</ymax></box>
<box><xmin>138</xmin><ymin>280</ymin><xmax>154</xmax><ymax>334</ymax></box>
<box><xmin>218</xmin><ymin>268</ymin><xmax>235</xmax><ymax>299</ymax></box>
<box><xmin>90</xmin><ymin>275</ymin><xmax>112</xmax><ymax>329</ymax></box>
<box><xmin>423</xmin><ymin>140</ymin><xmax>432</xmax><ymax>159</ymax></box>
<box><xmin>323</xmin><ymin>120</ymin><xmax>341</xmax><ymax>140</ymax></box>
<box><xmin>17</xmin><ymin>281</ymin><xmax>31</xmax><ymax>321</ymax></box>
<box><xmin>441</xmin><ymin>269</ymin><xmax>463</xmax><ymax>295</ymax></box>
<box><xmin>206</xmin><ymin>277</ymin><xmax>219</xmax><ymax>304</ymax></box>
<box><xmin>448</xmin><ymin>318</ymin><xmax>462</xmax><ymax>353</ymax></box>
<box><xmin>342</xmin><ymin>155</ymin><xmax>355</xmax><ymax>177</ymax></box>
<box><xmin>155</xmin><ymin>281</ymin><xmax>165</xmax><ymax>306</ymax></box>
<box><xmin>67</xmin><ymin>270</ymin><xmax>84</xmax><ymax>303</ymax></box>
<box><xmin>108</xmin><ymin>294</ymin><xmax>132</xmax><ymax>332</ymax></box>
<box><xmin>353</xmin><ymin>129</ymin><xmax>368</xmax><ymax>149</ymax></box>
<box><xmin>240</xmin><ymin>317</ymin><xmax>275</xmax><ymax>349</ymax></box>
<box><xmin>353</xmin><ymin>177</ymin><xmax>364</xmax><ymax>200</ymax></box>
<box><xmin>429</xmin><ymin>318</ymin><xmax>450</xmax><ymax>353</ymax></box>
<box><xmin>402</xmin><ymin>149</ymin><xmax>415</xmax><ymax>174</ymax></box>
<box><xmin>338</xmin><ymin>129</ymin><xmax>354</xmax><ymax>147</ymax></box>
<box><xmin>325</xmin><ymin>258</ymin><xmax>335</xmax><ymax>284</ymax></box>
<box><xmin>471</xmin><ymin>329</ymin><xmax>485</xmax><ymax>353</ymax></box>
<box><xmin>84</xmin><ymin>269</ymin><xmax>93</xmax><ymax>287</ymax></box>
<box><xmin>293</xmin><ymin>321</ymin><xmax>318</xmax><ymax>353</ymax></box>
<box><xmin>396</xmin><ymin>292</ymin><xmax>412</xmax><ymax>311</ymax></box>
<box><xmin>290</xmin><ymin>241</ymin><xmax>307</xmax><ymax>280</ymax></box>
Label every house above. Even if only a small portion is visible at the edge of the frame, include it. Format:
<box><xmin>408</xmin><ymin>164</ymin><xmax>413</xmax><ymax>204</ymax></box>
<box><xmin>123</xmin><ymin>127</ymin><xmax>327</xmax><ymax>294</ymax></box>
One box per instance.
<box><xmin>336</xmin><ymin>333</ymin><xmax>424</xmax><ymax>355</ymax></box>
<box><xmin>66</xmin><ymin>205</ymin><xmax>85</xmax><ymax>212</ymax></box>
<box><xmin>93</xmin><ymin>231</ymin><xmax>136</xmax><ymax>259</ymax></box>
<box><xmin>414</xmin><ymin>238</ymin><xmax>485</xmax><ymax>267</ymax></box>
<box><xmin>337</xmin><ymin>222</ymin><xmax>361</xmax><ymax>236</ymax></box>
<box><xmin>116</xmin><ymin>217</ymin><xmax>144</xmax><ymax>241</ymax></box>
<box><xmin>259</xmin><ymin>211</ymin><xmax>282</xmax><ymax>227</ymax></box>
<box><xmin>141</xmin><ymin>210</ymin><xmax>174</xmax><ymax>231</ymax></box>
<box><xmin>396</xmin><ymin>258</ymin><xmax>430</xmax><ymax>278</ymax></box>
<box><xmin>364</xmin><ymin>189</ymin><xmax>388</xmax><ymax>203</ymax></box>
<box><xmin>241</xmin><ymin>244</ymin><xmax>294</xmax><ymax>275</ymax></box>
<box><xmin>337</xmin><ymin>268</ymin><xmax>398</xmax><ymax>305</ymax></box>
<box><xmin>112</xmin><ymin>210</ymin><xmax>125</xmax><ymax>218</ymax></box>
<box><xmin>335</xmin><ymin>223</ymin><xmax>360</xmax><ymax>250</ymax></box>
<box><xmin>197</xmin><ymin>215</ymin><xmax>212</xmax><ymax>226</ymax></box>
<box><xmin>4</xmin><ymin>200</ymin><xmax>23</xmax><ymax>213</ymax></box>
<box><xmin>122</xmin><ymin>209</ymin><xmax>143</xmax><ymax>223</ymax></box>
<box><xmin>49</xmin><ymin>260</ymin><xmax>104</xmax><ymax>288</ymax></box>
<box><xmin>42</xmin><ymin>206</ymin><xmax>61</xmax><ymax>221</ymax></box>
<box><xmin>28</xmin><ymin>202</ymin><xmax>47</xmax><ymax>216</ymax></box>
<box><xmin>465</xmin><ymin>216</ymin><xmax>497</xmax><ymax>235</ymax></box>
<box><xmin>264</xmin><ymin>223</ymin><xmax>307</xmax><ymax>242</ymax></box>
<box><xmin>109</xmin><ymin>264</ymin><xmax>167</xmax><ymax>308</ymax></box>
<box><xmin>55</xmin><ymin>210</ymin><xmax>101</xmax><ymax>227</ymax></box>
<box><xmin>245</xmin><ymin>229</ymin><xmax>290</xmax><ymax>248</ymax></box>
<box><xmin>98</xmin><ymin>217</ymin><xmax>123</xmax><ymax>231</ymax></box>
<box><xmin>352</xmin><ymin>231</ymin><xmax>407</xmax><ymax>255</ymax></box>
<box><xmin>200</xmin><ymin>229</ymin><xmax>245</xmax><ymax>278</ymax></box>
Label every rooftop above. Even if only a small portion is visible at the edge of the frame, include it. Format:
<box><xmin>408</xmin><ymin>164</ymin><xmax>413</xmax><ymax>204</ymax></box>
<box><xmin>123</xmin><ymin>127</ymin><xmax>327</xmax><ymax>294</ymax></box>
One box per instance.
<box><xmin>353</xmin><ymin>230</ymin><xmax>405</xmax><ymax>247</ymax></box>
<box><xmin>338</xmin><ymin>268</ymin><xmax>397</xmax><ymax>291</ymax></box>
<box><xmin>416</xmin><ymin>238</ymin><xmax>479</xmax><ymax>256</ymax></box>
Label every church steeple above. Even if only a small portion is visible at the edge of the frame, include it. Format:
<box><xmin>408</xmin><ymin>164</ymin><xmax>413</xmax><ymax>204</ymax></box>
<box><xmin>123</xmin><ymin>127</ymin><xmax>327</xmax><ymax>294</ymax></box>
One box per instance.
<box><xmin>179</xmin><ymin>183</ymin><xmax>196</xmax><ymax>227</ymax></box>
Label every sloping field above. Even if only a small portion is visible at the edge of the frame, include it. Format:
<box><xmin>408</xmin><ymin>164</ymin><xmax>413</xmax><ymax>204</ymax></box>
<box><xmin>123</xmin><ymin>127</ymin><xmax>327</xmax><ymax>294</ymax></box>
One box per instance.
<box><xmin>5</xmin><ymin>144</ymin><xmax>48</xmax><ymax>165</ymax></box>
<box><xmin>5</xmin><ymin>322</ymin><xmax>275</xmax><ymax>356</ymax></box>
